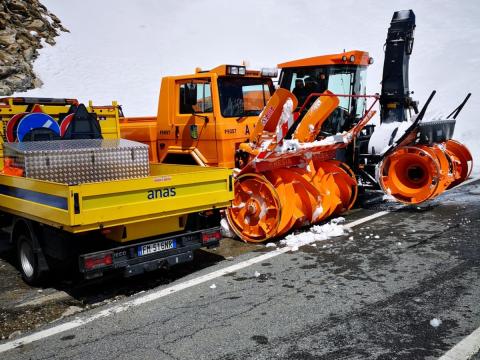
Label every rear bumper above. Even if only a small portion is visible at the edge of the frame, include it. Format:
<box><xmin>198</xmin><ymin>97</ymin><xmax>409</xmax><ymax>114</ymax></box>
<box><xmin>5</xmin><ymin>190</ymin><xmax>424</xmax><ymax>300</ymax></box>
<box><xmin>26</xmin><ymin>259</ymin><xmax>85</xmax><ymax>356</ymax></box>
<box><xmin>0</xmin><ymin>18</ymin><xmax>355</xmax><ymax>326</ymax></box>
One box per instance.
<box><xmin>122</xmin><ymin>250</ymin><xmax>194</xmax><ymax>277</ymax></box>
<box><xmin>79</xmin><ymin>227</ymin><xmax>221</xmax><ymax>279</ymax></box>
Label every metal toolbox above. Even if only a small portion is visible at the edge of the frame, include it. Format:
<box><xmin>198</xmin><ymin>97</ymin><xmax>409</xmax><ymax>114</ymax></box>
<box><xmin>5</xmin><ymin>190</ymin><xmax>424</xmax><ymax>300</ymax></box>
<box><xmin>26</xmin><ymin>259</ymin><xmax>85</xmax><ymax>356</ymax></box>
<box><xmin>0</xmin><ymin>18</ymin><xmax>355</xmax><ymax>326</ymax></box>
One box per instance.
<box><xmin>3</xmin><ymin>139</ymin><xmax>149</xmax><ymax>184</ymax></box>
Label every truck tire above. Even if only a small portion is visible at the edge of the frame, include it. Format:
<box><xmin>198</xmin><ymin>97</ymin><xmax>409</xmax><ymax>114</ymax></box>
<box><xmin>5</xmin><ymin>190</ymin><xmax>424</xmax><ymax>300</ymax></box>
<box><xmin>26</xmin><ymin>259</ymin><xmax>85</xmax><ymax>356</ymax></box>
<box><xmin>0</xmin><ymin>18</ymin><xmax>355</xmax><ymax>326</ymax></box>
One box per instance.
<box><xmin>16</xmin><ymin>231</ymin><xmax>48</xmax><ymax>286</ymax></box>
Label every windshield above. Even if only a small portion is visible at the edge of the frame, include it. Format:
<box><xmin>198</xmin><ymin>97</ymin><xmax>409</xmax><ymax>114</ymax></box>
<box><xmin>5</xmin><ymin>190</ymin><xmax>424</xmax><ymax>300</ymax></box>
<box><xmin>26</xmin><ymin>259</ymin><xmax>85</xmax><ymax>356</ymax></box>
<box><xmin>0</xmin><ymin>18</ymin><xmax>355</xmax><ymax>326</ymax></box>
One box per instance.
<box><xmin>279</xmin><ymin>65</ymin><xmax>367</xmax><ymax>117</ymax></box>
<box><xmin>218</xmin><ymin>77</ymin><xmax>274</xmax><ymax>117</ymax></box>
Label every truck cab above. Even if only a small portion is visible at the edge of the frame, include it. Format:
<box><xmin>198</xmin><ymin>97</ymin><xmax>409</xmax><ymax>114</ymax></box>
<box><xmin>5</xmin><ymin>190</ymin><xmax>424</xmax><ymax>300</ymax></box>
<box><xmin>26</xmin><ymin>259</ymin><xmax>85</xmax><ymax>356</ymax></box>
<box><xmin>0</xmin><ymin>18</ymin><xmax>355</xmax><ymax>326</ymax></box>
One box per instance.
<box><xmin>277</xmin><ymin>50</ymin><xmax>373</xmax><ymax>136</ymax></box>
<box><xmin>120</xmin><ymin>65</ymin><xmax>276</xmax><ymax>168</ymax></box>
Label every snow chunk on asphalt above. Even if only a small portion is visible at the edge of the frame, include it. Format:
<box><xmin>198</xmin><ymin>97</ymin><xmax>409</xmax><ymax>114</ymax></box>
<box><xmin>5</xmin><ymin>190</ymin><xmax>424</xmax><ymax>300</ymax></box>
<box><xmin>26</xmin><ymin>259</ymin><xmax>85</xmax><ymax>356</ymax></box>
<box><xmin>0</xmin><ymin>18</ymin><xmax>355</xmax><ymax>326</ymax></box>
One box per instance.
<box><xmin>280</xmin><ymin>218</ymin><xmax>346</xmax><ymax>250</ymax></box>
<box><xmin>430</xmin><ymin>318</ymin><xmax>442</xmax><ymax>327</ymax></box>
<box><xmin>265</xmin><ymin>242</ymin><xmax>277</xmax><ymax>248</ymax></box>
<box><xmin>254</xmin><ymin>271</ymin><xmax>261</xmax><ymax>278</ymax></box>
<box><xmin>383</xmin><ymin>194</ymin><xmax>396</xmax><ymax>201</ymax></box>
<box><xmin>220</xmin><ymin>217</ymin><xmax>235</xmax><ymax>238</ymax></box>
<box><xmin>209</xmin><ymin>284</ymin><xmax>216</xmax><ymax>289</ymax></box>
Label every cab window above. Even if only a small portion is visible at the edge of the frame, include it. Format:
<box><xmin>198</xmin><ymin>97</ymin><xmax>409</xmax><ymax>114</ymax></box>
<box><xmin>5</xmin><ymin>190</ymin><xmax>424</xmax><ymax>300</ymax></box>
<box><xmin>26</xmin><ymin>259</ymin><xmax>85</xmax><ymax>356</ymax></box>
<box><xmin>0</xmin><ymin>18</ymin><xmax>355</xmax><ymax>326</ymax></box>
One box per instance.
<box><xmin>218</xmin><ymin>77</ymin><xmax>273</xmax><ymax>117</ymax></box>
<box><xmin>179</xmin><ymin>81</ymin><xmax>212</xmax><ymax>114</ymax></box>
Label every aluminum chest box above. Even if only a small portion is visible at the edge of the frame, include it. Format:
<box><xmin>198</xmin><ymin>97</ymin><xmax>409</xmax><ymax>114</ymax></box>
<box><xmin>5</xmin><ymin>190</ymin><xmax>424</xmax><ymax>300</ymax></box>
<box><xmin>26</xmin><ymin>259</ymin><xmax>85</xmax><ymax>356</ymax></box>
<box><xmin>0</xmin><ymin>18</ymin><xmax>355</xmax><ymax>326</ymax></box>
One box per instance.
<box><xmin>3</xmin><ymin>139</ymin><xmax>149</xmax><ymax>184</ymax></box>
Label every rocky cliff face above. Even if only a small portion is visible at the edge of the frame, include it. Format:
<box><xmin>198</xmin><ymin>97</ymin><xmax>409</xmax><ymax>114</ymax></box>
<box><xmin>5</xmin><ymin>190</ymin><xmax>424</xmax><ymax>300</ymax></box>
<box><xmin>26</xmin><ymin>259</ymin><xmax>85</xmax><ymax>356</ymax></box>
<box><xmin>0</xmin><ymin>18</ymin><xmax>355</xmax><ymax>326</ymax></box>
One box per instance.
<box><xmin>0</xmin><ymin>0</ymin><xmax>67</xmax><ymax>95</ymax></box>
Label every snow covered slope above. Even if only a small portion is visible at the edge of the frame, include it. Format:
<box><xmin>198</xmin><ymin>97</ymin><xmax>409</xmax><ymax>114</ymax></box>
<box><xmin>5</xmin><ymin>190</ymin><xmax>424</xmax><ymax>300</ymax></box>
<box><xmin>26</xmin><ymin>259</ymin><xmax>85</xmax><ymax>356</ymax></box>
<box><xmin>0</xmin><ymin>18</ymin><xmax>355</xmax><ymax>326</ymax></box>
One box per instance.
<box><xmin>15</xmin><ymin>0</ymin><xmax>480</xmax><ymax>171</ymax></box>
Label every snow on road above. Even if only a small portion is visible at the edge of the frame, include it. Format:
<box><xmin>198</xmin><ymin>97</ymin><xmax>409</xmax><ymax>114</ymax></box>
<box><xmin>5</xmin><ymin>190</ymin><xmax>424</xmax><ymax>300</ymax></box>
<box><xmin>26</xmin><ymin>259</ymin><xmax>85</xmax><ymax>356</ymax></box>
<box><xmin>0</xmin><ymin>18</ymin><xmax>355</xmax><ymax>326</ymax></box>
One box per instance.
<box><xmin>280</xmin><ymin>217</ymin><xmax>347</xmax><ymax>251</ymax></box>
<box><xmin>14</xmin><ymin>0</ymin><xmax>480</xmax><ymax>172</ymax></box>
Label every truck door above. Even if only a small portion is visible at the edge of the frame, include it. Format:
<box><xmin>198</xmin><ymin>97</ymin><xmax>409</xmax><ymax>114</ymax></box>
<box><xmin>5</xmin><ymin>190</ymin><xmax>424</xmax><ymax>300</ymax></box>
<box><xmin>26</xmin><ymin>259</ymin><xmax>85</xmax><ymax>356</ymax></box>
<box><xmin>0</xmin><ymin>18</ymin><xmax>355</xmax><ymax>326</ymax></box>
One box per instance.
<box><xmin>168</xmin><ymin>78</ymin><xmax>217</xmax><ymax>166</ymax></box>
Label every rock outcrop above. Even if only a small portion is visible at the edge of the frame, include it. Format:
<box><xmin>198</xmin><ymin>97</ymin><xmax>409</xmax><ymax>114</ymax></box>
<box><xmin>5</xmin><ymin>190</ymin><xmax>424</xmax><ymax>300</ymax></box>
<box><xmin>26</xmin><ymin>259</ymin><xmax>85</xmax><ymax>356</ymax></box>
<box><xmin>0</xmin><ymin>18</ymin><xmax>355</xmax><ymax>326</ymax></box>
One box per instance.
<box><xmin>0</xmin><ymin>0</ymin><xmax>68</xmax><ymax>95</ymax></box>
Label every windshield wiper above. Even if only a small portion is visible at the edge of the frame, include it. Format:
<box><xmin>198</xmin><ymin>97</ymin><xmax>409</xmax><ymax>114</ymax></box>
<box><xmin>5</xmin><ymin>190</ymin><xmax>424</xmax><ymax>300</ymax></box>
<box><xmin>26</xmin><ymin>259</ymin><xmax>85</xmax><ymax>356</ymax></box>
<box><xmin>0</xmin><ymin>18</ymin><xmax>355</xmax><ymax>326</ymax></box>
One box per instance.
<box><xmin>235</xmin><ymin>110</ymin><xmax>260</xmax><ymax>119</ymax></box>
<box><xmin>234</xmin><ymin>111</ymin><xmax>259</xmax><ymax>122</ymax></box>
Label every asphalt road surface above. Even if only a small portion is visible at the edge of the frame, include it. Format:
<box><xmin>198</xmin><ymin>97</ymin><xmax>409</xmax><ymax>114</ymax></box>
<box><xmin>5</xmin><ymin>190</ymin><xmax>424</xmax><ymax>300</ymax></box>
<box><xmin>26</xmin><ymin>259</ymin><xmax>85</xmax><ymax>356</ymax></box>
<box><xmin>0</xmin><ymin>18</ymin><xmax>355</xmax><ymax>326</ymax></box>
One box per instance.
<box><xmin>1</xmin><ymin>179</ymin><xmax>480</xmax><ymax>359</ymax></box>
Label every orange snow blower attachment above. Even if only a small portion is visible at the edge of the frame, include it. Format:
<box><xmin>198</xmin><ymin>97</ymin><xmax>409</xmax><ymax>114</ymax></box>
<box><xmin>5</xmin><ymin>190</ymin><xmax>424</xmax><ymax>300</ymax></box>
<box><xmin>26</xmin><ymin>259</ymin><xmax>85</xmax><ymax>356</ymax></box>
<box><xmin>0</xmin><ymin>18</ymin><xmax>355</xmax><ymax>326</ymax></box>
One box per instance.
<box><xmin>227</xmin><ymin>89</ymin><xmax>378</xmax><ymax>242</ymax></box>
<box><xmin>248</xmin><ymin>88</ymin><xmax>298</xmax><ymax>146</ymax></box>
<box><xmin>376</xmin><ymin>90</ymin><xmax>474</xmax><ymax>205</ymax></box>
<box><xmin>378</xmin><ymin>144</ymin><xmax>452</xmax><ymax>204</ymax></box>
<box><xmin>292</xmin><ymin>90</ymin><xmax>339</xmax><ymax>142</ymax></box>
<box><xmin>378</xmin><ymin>139</ymin><xmax>473</xmax><ymax>204</ymax></box>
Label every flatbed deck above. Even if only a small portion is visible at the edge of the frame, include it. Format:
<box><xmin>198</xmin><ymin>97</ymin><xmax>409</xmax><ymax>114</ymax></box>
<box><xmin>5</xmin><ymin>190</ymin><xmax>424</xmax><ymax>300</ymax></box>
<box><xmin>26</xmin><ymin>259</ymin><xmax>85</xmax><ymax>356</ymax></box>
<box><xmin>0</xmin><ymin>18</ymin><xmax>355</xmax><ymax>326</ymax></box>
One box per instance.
<box><xmin>0</xmin><ymin>163</ymin><xmax>232</xmax><ymax>233</ymax></box>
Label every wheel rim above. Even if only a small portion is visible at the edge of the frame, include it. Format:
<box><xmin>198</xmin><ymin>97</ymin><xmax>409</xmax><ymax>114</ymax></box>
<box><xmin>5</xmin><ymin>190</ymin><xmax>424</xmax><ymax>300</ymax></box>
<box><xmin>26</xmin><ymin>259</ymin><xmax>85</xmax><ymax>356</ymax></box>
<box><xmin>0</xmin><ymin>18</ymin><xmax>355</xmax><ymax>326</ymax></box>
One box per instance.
<box><xmin>19</xmin><ymin>237</ymin><xmax>35</xmax><ymax>278</ymax></box>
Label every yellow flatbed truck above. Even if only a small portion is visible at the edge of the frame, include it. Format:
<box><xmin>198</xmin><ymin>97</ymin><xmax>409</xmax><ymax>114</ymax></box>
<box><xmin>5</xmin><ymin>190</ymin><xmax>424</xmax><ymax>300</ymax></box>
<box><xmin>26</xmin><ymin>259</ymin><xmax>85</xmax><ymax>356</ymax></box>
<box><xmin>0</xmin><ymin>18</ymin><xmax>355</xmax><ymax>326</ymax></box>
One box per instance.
<box><xmin>0</xmin><ymin>97</ymin><xmax>233</xmax><ymax>284</ymax></box>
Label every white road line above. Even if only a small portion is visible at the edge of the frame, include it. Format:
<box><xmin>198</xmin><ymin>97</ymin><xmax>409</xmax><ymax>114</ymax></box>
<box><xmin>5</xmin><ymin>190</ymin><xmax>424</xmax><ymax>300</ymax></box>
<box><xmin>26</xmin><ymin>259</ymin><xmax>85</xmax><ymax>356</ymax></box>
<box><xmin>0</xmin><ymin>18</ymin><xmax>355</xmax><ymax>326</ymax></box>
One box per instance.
<box><xmin>344</xmin><ymin>211</ymin><xmax>390</xmax><ymax>229</ymax></box>
<box><xmin>438</xmin><ymin>327</ymin><xmax>480</xmax><ymax>360</ymax></box>
<box><xmin>0</xmin><ymin>177</ymin><xmax>478</xmax><ymax>354</ymax></box>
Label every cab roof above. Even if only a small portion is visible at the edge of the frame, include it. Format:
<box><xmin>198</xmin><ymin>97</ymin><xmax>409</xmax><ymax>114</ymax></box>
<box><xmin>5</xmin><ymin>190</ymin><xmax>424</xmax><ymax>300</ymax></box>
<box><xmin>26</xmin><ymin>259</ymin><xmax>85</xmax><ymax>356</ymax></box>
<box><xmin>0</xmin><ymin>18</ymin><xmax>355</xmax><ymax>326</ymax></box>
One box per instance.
<box><xmin>278</xmin><ymin>50</ymin><xmax>371</xmax><ymax>68</ymax></box>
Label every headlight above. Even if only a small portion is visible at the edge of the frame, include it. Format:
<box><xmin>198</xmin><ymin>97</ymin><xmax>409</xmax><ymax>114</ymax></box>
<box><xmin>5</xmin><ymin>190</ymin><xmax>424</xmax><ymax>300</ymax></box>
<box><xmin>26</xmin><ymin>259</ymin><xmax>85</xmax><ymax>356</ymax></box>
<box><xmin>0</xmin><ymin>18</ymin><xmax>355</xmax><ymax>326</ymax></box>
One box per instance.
<box><xmin>260</xmin><ymin>68</ymin><xmax>278</xmax><ymax>77</ymax></box>
<box><xmin>227</xmin><ymin>65</ymin><xmax>246</xmax><ymax>75</ymax></box>
<box><xmin>349</xmin><ymin>55</ymin><xmax>355</xmax><ymax>62</ymax></box>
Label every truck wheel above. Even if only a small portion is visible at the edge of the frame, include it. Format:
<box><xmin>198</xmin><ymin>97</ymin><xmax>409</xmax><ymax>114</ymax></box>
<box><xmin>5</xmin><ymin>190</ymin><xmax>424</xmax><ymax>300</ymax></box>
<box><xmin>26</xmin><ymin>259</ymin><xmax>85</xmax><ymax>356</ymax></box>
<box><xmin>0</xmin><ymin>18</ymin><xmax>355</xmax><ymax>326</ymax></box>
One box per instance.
<box><xmin>16</xmin><ymin>232</ymin><xmax>46</xmax><ymax>286</ymax></box>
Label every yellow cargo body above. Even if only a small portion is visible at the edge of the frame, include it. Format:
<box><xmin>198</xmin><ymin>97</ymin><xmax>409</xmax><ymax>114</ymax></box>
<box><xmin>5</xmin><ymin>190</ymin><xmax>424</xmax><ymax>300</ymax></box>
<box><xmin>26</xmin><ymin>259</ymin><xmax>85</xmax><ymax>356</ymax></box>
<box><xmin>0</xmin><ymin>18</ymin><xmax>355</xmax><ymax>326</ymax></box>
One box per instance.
<box><xmin>0</xmin><ymin>164</ymin><xmax>233</xmax><ymax>240</ymax></box>
<box><xmin>0</xmin><ymin>97</ymin><xmax>234</xmax><ymax>283</ymax></box>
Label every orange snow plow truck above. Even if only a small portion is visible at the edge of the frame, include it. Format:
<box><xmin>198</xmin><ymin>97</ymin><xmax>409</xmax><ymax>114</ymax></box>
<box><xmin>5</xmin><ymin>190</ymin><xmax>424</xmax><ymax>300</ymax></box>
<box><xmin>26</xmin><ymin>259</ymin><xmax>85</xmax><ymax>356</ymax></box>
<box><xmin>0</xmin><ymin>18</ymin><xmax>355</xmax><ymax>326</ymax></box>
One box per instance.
<box><xmin>120</xmin><ymin>10</ymin><xmax>473</xmax><ymax>243</ymax></box>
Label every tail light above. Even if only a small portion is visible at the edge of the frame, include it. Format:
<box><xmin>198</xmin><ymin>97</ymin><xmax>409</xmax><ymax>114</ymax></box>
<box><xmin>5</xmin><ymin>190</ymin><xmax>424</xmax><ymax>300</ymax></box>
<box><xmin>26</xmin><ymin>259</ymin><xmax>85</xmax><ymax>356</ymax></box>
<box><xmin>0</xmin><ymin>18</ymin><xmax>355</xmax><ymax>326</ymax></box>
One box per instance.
<box><xmin>84</xmin><ymin>253</ymin><xmax>113</xmax><ymax>270</ymax></box>
<box><xmin>202</xmin><ymin>230</ymin><xmax>222</xmax><ymax>244</ymax></box>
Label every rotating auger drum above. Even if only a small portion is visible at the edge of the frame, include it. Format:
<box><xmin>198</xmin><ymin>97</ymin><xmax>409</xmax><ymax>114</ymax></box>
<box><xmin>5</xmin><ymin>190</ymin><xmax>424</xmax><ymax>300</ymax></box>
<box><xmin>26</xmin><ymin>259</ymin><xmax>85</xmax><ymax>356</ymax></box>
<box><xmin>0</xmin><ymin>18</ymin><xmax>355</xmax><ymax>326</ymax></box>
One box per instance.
<box><xmin>377</xmin><ymin>139</ymin><xmax>473</xmax><ymax>205</ymax></box>
<box><xmin>371</xmin><ymin>88</ymin><xmax>473</xmax><ymax>206</ymax></box>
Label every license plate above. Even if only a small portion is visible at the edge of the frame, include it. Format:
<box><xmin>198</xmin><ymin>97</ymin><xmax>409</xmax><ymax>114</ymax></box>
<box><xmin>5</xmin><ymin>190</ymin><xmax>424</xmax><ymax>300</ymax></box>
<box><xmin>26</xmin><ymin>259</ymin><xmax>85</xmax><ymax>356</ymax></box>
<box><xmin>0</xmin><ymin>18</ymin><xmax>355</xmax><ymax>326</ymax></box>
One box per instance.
<box><xmin>138</xmin><ymin>239</ymin><xmax>176</xmax><ymax>256</ymax></box>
